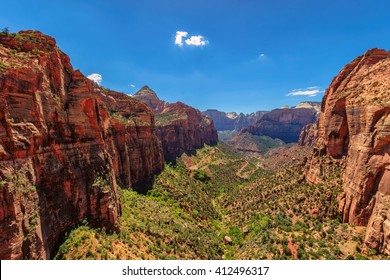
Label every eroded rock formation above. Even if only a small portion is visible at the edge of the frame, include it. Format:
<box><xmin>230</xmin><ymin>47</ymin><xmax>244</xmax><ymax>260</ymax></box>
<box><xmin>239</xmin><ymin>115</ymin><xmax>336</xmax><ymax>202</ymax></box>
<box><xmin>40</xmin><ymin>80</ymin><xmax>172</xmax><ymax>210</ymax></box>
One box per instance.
<box><xmin>134</xmin><ymin>86</ymin><xmax>218</xmax><ymax>162</ymax></box>
<box><xmin>298</xmin><ymin>123</ymin><xmax>317</xmax><ymax>146</ymax></box>
<box><xmin>306</xmin><ymin>48</ymin><xmax>390</xmax><ymax>254</ymax></box>
<box><xmin>0</xmin><ymin>30</ymin><xmax>164</xmax><ymax>259</ymax></box>
<box><xmin>94</xmin><ymin>87</ymin><xmax>164</xmax><ymax>191</ymax></box>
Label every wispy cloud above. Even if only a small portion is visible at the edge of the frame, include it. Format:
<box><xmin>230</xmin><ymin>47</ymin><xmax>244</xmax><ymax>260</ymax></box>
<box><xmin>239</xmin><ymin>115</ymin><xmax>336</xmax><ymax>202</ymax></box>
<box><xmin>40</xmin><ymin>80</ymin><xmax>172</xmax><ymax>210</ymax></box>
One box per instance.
<box><xmin>130</xmin><ymin>84</ymin><xmax>136</xmax><ymax>88</ymax></box>
<box><xmin>287</xmin><ymin>86</ymin><xmax>322</xmax><ymax>97</ymax></box>
<box><xmin>175</xmin><ymin>31</ymin><xmax>208</xmax><ymax>47</ymax></box>
<box><xmin>175</xmin><ymin>31</ymin><xmax>188</xmax><ymax>47</ymax></box>
<box><xmin>87</xmin><ymin>73</ymin><xmax>102</xmax><ymax>85</ymax></box>
<box><xmin>258</xmin><ymin>53</ymin><xmax>267</xmax><ymax>61</ymax></box>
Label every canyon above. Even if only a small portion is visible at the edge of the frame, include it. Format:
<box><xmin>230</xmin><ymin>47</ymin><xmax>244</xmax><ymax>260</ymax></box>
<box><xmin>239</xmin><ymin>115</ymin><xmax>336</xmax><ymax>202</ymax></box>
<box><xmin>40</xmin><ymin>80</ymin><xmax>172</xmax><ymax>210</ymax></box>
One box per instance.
<box><xmin>0</xmin><ymin>30</ymin><xmax>389</xmax><ymax>260</ymax></box>
<box><xmin>0</xmin><ymin>30</ymin><xmax>216</xmax><ymax>259</ymax></box>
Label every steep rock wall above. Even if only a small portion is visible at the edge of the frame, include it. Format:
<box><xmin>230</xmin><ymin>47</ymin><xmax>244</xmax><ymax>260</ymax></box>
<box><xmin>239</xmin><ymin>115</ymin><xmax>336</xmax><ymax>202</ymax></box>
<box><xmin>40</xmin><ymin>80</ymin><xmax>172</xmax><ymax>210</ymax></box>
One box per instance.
<box><xmin>0</xmin><ymin>30</ymin><xmax>163</xmax><ymax>259</ymax></box>
<box><xmin>241</xmin><ymin>108</ymin><xmax>317</xmax><ymax>143</ymax></box>
<box><xmin>133</xmin><ymin>86</ymin><xmax>218</xmax><ymax>162</ymax></box>
<box><xmin>156</xmin><ymin>102</ymin><xmax>218</xmax><ymax>162</ymax></box>
<box><xmin>306</xmin><ymin>48</ymin><xmax>390</xmax><ymax>254</ymax></box>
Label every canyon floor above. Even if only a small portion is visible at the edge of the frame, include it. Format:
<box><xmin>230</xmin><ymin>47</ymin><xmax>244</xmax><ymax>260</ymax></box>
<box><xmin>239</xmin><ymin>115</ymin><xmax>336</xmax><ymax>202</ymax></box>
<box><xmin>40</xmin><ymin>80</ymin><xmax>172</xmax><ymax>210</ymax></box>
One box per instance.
<box><xmin>55</xmin><ymin>142</ymin><xmax>389</xmax><ymax>260</ymax></box>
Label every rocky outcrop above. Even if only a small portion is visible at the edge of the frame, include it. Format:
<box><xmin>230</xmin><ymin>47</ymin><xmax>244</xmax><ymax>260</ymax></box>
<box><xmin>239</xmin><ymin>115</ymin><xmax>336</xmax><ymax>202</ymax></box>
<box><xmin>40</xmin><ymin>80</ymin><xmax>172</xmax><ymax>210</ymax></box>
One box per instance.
<box><xmin>134</xmin><ymin>86</ymin><xmax>218</xmax><ymax>162</ymax></box>
<box><xmin>241</xmin><ymin>107</ymin><xmax>318</xmax><ymax>143</ymax></box>
<box><xmin>306</xmin><ymin>48</ymin><xmax>390</xmax><ymax>255</ymax></box>
<box><xmin>297</xmin><ymin>102</ymin><xmax>322</xmax><ymax>146</ymax></box>
<box><xmin>94</xmin><ymin>87</ymin><xmax>164</xmax><ymax>191</ymax></box>
<box><xmin>298</xmin><ymin>123</ymin><xmax>317</xmax><ymax>146</ymax></box>
<box><xmin>295</xmin><ymin>101</ymin><xmax>321</xmax><ymax>112</ymax></box>
<box><xmin>0</xmin><ymin>30</ymin><xmax>163</xmax><ymax>259</ymax></box>
<box><xmin>131</xmin><ymin>86</ymin><xmax>166</xmax><ymax>114</ymax></box>
<box><xmin>202</xmin><ymin>109</ymin><xmax>267</xmax><ymax>131</ymax></box>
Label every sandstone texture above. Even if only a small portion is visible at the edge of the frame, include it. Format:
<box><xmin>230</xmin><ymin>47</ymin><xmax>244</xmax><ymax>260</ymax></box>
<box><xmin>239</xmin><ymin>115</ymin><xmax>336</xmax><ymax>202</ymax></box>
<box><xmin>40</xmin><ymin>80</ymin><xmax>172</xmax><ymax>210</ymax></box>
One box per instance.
<box><xmin>134</xmin><ymin>86</ymin><xmax>218</xmax><ymax>162</ymax></box>
<box><xmin>306</xmin><ymin>48</ymin><xmax>390</xmax><ymax>254</ymax></box>
<box><xmin>0</xmin><ymin>31</ymin><xmax>163</xmax><ymax>259</ymax></box>
<box><xmin>298</xmin><ymin>123</ymin><xmax>317</xmax><ymax>146</ymax></box>
<box><xmin>94</xmin><ymin>87</ymin><xmax>164</xmax><ymax>191</ymax></box>
<box><xmin>241</xmin><ymin>107</ymin><xmax>318</xmax><ymax>143</ymax></box>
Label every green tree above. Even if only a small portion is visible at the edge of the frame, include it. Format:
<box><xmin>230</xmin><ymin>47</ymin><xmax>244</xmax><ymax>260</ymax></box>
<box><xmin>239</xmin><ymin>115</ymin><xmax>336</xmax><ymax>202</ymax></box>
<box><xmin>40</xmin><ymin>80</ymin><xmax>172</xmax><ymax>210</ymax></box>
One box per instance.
<box><xmin>1</xmin><ymin>27</ymin><xmax>9</xmax><ymax>35</ymax></box>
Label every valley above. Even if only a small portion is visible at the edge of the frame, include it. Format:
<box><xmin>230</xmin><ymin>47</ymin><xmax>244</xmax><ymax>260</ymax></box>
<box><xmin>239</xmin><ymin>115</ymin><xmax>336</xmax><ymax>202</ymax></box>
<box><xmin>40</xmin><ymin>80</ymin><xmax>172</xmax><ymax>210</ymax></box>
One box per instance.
<box><xmin>55</xmin><ymin>143</ymin><xmax>386</xmax><ymax>260</ymax></box>
<box><xmin>0</xmin><ymin>30</ymin><xmax>389</xmax><ymax>261</ymax></box>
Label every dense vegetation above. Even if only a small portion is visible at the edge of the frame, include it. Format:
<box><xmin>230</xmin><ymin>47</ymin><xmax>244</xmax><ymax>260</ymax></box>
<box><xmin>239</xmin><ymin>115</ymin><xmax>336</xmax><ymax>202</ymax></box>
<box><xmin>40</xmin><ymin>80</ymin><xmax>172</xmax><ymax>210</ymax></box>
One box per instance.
<box><xmin>55</xmin><ymin>142</ymin><xmax>388</xmax><ymax>260</ymax></box>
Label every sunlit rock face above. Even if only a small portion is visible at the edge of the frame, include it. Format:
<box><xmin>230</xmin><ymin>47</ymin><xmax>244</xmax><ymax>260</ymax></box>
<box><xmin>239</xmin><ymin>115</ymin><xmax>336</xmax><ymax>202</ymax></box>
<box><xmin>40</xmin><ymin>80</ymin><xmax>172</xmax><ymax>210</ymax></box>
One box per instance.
<box><xmin>306</xmin><ymin>48</ymin><xmax>390</xmax><ymax>255</ymax></box>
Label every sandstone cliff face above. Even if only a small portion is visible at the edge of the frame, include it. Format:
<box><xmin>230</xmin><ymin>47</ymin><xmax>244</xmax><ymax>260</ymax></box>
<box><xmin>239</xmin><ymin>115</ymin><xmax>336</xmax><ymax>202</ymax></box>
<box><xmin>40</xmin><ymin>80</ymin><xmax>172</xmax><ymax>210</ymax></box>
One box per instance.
<box><xmin>0</xmin><ymin>31</ymin><xmax>163</xmax><ymax>259</ymax></box>
<box><xmin>298</xmin><ymin>123</ymin><xmax>317</xmax><ymax>146</ymax></box>
<box><xmin>306</xmin><ymin>48</ymin><xmax>390</xmax><ymax>255</ymax></box>
<box><xmin>94</xmin><ymin>87</ymin><xmax>164</xmax><ymax>191</ymax></box>
<box><xmin>202</xmin><ymin>109</ymin><xmax>267</xmax><ymax>131</ymax></box>
<box><xmin>156</xmin><ymin>102</ymin><xmax>218</xmax><ymax>162</ymax></box>
<box><xmin>242</xmin><ymin>108</ymin><xmax>317</xmax><ymax>143</ymax></box>
<box><xmin>134</xmin><ymin>86</ymin><xmax>218</xmax><ymax>162</ymax></box>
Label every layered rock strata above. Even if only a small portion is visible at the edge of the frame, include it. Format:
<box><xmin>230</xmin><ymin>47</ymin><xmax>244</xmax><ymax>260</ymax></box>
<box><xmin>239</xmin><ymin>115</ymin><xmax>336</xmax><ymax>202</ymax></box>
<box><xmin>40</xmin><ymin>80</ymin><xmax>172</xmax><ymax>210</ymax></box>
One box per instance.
<box><xmin>306</xmin><ymin>48</ymin><xmax>390</xmax><ymax>254</ymax></box>
<box><xmin>134</xmin><ymin>86</ymin><xmax>218</xmax><ymax>162</ymax></box>
<box><xmin>0</xmin><ymin>30</ymin><xmax>164</xmax><ymax>259</ymax></box>
<box><xmin>241</xmin><ymin>107</ymin><xmax>318</xmax><ymax>143</ymax></box>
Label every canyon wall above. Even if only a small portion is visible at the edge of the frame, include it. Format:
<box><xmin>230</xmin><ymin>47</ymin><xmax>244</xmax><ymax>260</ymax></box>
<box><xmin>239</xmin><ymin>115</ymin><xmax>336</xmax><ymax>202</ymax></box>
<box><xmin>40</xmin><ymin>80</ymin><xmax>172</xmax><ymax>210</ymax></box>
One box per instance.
<box><xmin>298</xmin><ymin>123</ymin><xmax>317</xmax><ymax>146</ymax></box>
<box><xmin>306</xmin><ymin>48</ymin><xmax>390</xmax><ymax>254</ymax></box>
<box><xmin>134</xmin><ymin>86</ymin><xmax>218</xmax><ymax>162</ymax></box>
<box><xmin>242</xmin><ymin>107</ymin><xmax>318</xmax><ymax>143</ymax></box>
<box><xmin>0</xmin><ymin>31</ymin><xmax>163</xmax><ymax>259</ymax></box>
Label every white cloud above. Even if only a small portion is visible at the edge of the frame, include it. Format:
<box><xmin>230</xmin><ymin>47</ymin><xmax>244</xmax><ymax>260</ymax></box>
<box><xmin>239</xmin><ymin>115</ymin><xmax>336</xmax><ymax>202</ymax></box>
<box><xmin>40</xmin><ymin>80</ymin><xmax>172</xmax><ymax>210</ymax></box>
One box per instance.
<box><xmin>175</xmin><ymin>31</ymin><xmax>188</xmax><ymax>47</ymax></box>
<box><xmin>287</xmin><ymin>86</ymin><xmax>322</xmax><ymax>97</ymax></box>
<box><xmin>87</xmin><ymin>73</ymin><xmax>102</xmax><ymax>85</ymax></box>
<box><xmin>259</xmin><ymin>53</ymin><xmax>265</xmax><ymax>58</ymax></box>
<box><xmin>130</xmin><ymin>84</ymin><xmax>136</xmax><ymax>88</ymax></box>
<box><xmin>185</xmin><ymin>35</ymin><xmax>208</xmax><ymax>46</ymax></box>
<box><xmin>175</xmin><ymin>31</ymin><xmax>208</xmax><ymax>47</ymax></box>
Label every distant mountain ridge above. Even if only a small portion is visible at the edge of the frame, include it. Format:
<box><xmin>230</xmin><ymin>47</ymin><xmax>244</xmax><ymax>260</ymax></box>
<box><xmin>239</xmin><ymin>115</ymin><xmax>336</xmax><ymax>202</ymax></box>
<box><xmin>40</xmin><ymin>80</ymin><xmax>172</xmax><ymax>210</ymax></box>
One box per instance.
<box><xmin>241</xmin><ymin>107</ymin><xmax>318</xmax><ymax>143</ymax></box>
<box><xmin>202</xmin><ymin>109</ymin><xmax>268</xmax><ymax>131</ymax></box>
<box><xmin>203</xmin><ymin>102</ymin><xmax>320</xmax><ymax>134</ymax></box>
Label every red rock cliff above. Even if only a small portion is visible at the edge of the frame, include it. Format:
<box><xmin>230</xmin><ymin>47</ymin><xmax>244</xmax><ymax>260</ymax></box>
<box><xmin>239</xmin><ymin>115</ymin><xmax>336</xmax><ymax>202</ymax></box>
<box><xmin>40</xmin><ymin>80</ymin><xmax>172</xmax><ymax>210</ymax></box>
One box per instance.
<box><xmin>156</xmin><ymin>102</ymin><xmax>218</xmax><ymax>162</ymax></box>
<box><xmin>298</xmin><ymin>123</ymin><xmax>317</xmax><ymax>146</ymax></box>
<box><xmin>94</xmin><ymin>87</ymin><xmax>164</xmax><ymax>191</ymax></box>
<box><xmin>306</xmin><ymin>48</ymin><xmax>390</xmax><ymax>254</ymax></box>
<box><xmin>133</xmin><ymin>86</ymin><xmax>218</xmax><ymax>162</ymax></box>
<box><xmin>0</xmin><ymin>30</ymin><xmax>163</xmax><ymax>259</ymax></box>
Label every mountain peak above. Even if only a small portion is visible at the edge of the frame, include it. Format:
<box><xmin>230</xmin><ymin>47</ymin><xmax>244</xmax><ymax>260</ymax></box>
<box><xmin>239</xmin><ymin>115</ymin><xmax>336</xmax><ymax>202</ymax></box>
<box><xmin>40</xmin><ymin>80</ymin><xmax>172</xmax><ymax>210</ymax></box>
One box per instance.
<box><xmin>134</xmin><ymin>85</ymin><xmax>159</xmax><ymax>98</ymax></box>
<box><xmin>294</xmin><ymin>101</ymin><xmax>321</xmax><ymax>113</ymax></box>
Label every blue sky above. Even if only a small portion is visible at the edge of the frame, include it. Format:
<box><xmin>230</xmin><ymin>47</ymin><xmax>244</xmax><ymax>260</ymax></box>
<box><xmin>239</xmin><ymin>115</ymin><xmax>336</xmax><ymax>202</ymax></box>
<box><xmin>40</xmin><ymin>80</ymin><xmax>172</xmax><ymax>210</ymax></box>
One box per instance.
<box><xmin>2</xmin><ymin>0</ymin><xmax>390</xmax><ymax>113</ymax></box>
